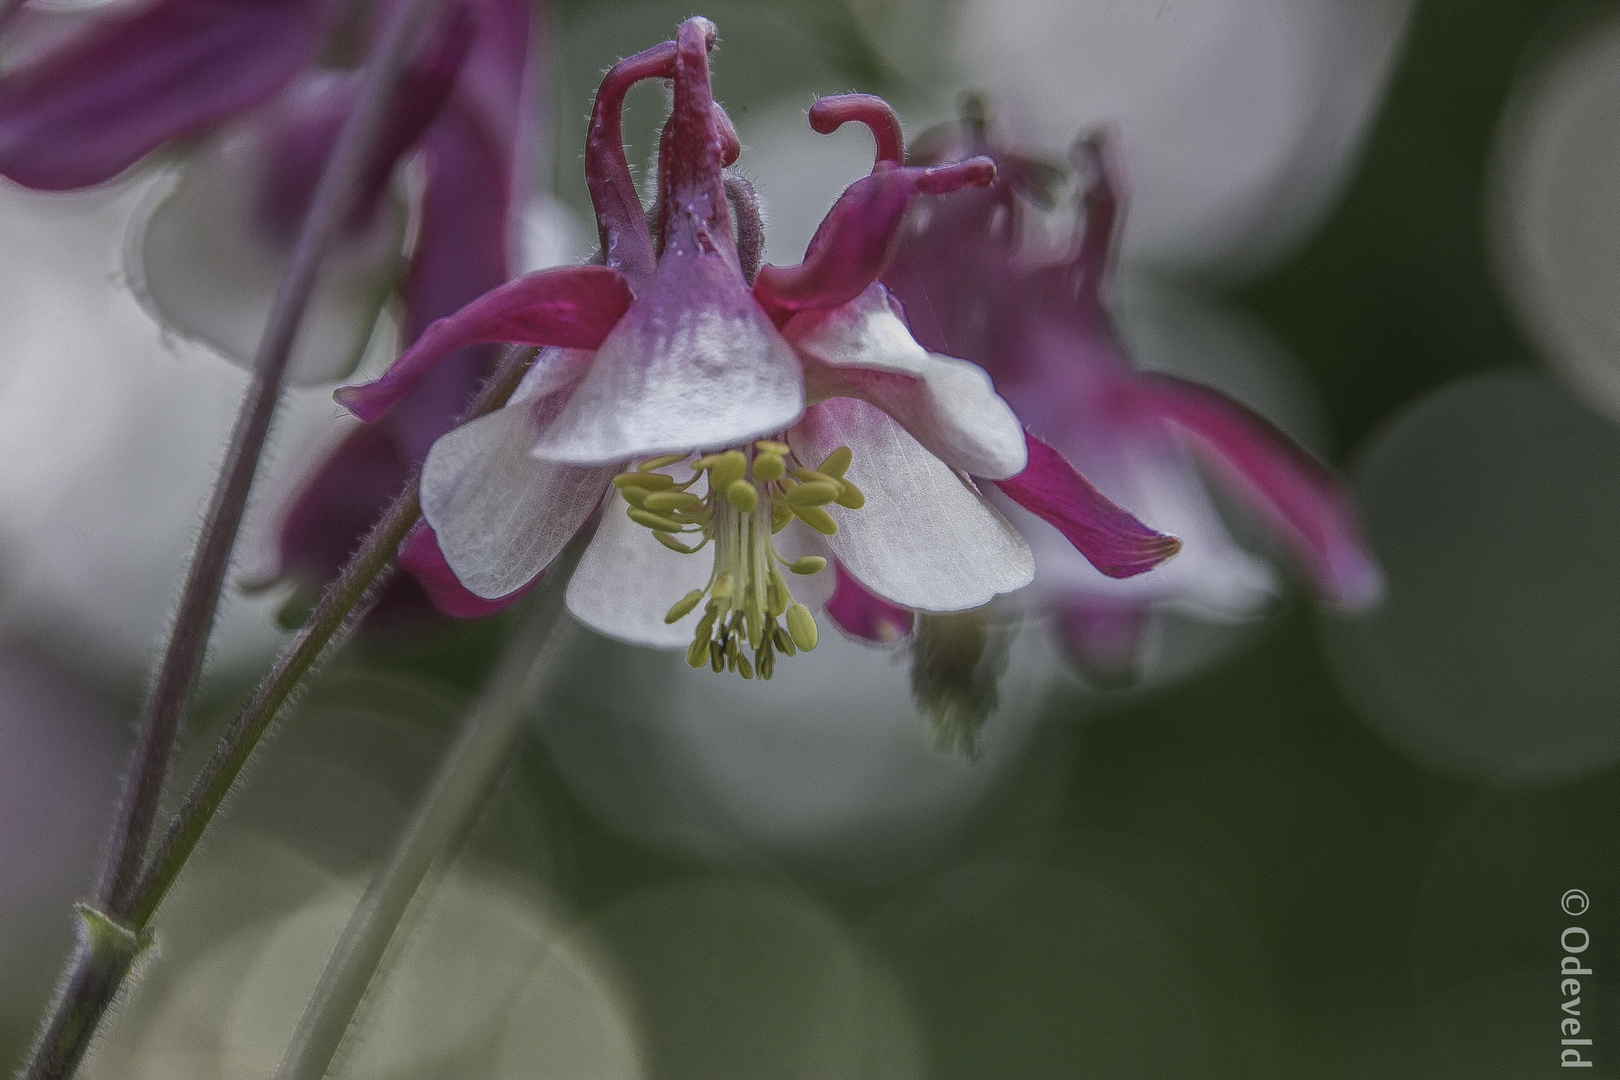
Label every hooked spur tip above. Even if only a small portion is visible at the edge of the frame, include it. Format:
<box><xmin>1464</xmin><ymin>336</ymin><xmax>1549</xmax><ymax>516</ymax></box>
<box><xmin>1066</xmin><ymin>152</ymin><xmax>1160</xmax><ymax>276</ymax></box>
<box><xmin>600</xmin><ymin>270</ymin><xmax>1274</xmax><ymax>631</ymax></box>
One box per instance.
<box><xmin>916</xmin><ymin>155</ymin><xmax>996</xmax><ymax>195</ymax></box>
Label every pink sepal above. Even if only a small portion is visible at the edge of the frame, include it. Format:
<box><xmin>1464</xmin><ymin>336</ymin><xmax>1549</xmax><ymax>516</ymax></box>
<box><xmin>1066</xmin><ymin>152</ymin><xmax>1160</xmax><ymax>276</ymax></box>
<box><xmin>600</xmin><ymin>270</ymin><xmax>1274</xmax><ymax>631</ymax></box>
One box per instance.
<box><xmin>397</xmin><ymin>522</ymin><xmax>534</xmax><ymax>619</ymax></box>
<box><xmin>0</xmin><ymin>0</ymin><xmax>325</xmax><ymax>190</ymax></box>
<box><xmin>1132</xmin><ymin>374</ymin><xmax>1384</xmax><ymax>610</ymax></box>
<box><xmin>825</xmin><ymin>562</ymin><xmax>914</xmax><ymax>644</ymax></box>
<box><xmin>753</xmin><ymin>157</ymin><xmax>996</xmax><ymax>323</ymax></box>
<box><xmin>335</xmin><ymin>265</ymin><xmax>633</xmax><ymax>422</ymax></box>
<box><xmin>995</xmin><ymin>431</ymin><xmax>1182</xmax><ymax>578</ymax></box>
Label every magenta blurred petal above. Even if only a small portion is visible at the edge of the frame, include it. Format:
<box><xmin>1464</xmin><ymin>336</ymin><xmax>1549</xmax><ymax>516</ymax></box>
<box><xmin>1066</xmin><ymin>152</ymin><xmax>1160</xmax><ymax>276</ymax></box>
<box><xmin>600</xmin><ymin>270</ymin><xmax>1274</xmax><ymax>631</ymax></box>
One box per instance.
<box><xmin>255</xmin><ymin>1</ymin><xmax>476</xmax><ymax>242</ymax></box>
<box><xmin>0</xmin><ymin>0</ymin><xmax>324</xmax><ymax>189</ymax></box>
<box><xmin>336</xmin><ymin>265</ymin><xmax>634</xmax><ymax>422</ymax></box>
<box><xmin>1054</xmin><ymin>600</ymin><xmax>1150</xmax><ymax>687</ymax></box>
<box><xmin>277</xmin><ymin>422</ymin><xmax>412</xmax><ymax>587</ymax></box>
<box><xmin>791</xmin><ymin>397</ymin><xmax>1033</xmax><ymax>610</ymax></box>
<box><xmin>995</xmin><ymin>432</ymin><xmax>1181</xmax><ymax>579</ymax></box>
<box><xmin>784</xmin><ymin>283</ymin><xmax>1026</xmax><ymax>479</ymax></box>
<box><xmin>753</xmin><ymin>156</ymin><xmax>996</xmax><ymax>321</ymax></box>
<box><xmin>1133</xmin><ymin>373</ymin><xmax>1384</xmax><ymax>610</ymax></box>
<box><xmin>826</xmin><ymin>562</ymin><xmax>915</xmax><ymax>644</ymax></box>
<box><xmin>397</xmin><ymin>523</ymin><xmax>532</xmax><ymax>619</ymax></box>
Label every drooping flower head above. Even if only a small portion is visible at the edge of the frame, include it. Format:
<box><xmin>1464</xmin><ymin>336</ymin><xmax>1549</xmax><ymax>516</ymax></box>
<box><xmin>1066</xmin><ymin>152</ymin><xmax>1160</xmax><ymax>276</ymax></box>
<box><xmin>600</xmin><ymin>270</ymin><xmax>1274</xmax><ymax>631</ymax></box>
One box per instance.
<box><xmin>337</xmin><ymin>17</ymin><xmax>1183</xmax><ymax>679</ymax></box>
<box><xmin>885</xmin><ymin>107</ymin><xmax>1384</xmax><ymax>684</ymax></box>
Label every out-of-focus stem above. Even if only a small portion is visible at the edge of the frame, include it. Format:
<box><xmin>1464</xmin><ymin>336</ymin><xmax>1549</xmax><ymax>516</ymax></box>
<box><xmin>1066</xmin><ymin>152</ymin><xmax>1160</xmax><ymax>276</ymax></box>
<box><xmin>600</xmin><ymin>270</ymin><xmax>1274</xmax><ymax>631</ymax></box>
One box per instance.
<box><xmin>132</xmin><ymin>343</ymin><xmax>538</xmax><ymax>927</ymax></box>
<box><xmin>273</xmin><ymin>524</ymin><xmax>592</xmax><ymax>1080</ymax></box>
<box><xmin>96</xmin><ymin>0</ymin><xmax>444</xmax><ymax>919</ymax></box>
<box><xmin>19</xmin><ymin>338</ymin><xmax>536</xmax><ymax>1080</ymax></box>
<box><xmin>20</xmin><ymin>4</ymin><xmax>446</xmax><ymax>1079</ymax></box>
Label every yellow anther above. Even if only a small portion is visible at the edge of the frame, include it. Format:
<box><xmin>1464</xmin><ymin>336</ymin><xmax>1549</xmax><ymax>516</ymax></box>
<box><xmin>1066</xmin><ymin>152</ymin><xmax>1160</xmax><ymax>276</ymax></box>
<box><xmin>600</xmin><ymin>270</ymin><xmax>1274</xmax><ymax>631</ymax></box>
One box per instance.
<box><xmin>785</xmin><ymin>481</ymin><xmax>840</xmax><ymax>508</ymax></box>
<box><xmin>628</xmin><ymin>508</ymin><xmax>684</xmax><ymax>533</ymax></box>
<box><xmin>768</xmin><ymin>567</ymin><xmax>791</xmax><ymax>617</ymax></box>
<box><xmin>643</xmin><ymin>490</ymin><xmax>703</xmax><ymax>512</ymax></box>
<box><xmin>725</xmin><ymin>478</ymin><xmax>759</xmax><ymax>512</ymax></box>
<box><xmin>786</xmin><ymin>603</ymin><xmax>819</xmax><ymax>651</ymax></box>
<box><xmin>655</xmin><ymin>531</ymin><xmax>697</xmax><ymax>553</ymax></box>
<box><xmin>664</xmin><ymin>589</ymin><xmax>705</xmax><ymax>624</ymax></box>
<box><xmin>632</xmin><ymin>439</ymin><xmax>863</xmax><ymax>680</ymax></box>
<box><xmin>710</xmin><ymin>449</ymin><xmax>748</xmax><ymax>491</ymax></box>
<box><xmin>752</xmin><ymin>452</ymin><xmax>786</xmax><ymax>483</ymax></box>
<box><xmin>613</xmin><ymin>471</ymin><xmax>675</xmax><ymax>491</ymax></box>
<box><xmin>818</xmin><ymin>446</ymin><xmax>853</xmax><ymax>479</ymax></box>
<box><xmin>791</xmin><ymin>504</ymin><xmax>838</xmax><ymax>535</ymax></box>
<box><xmin>793</xmin><ymin>467</ymin><xmax>843</xmax><ymax>490</ymax></box>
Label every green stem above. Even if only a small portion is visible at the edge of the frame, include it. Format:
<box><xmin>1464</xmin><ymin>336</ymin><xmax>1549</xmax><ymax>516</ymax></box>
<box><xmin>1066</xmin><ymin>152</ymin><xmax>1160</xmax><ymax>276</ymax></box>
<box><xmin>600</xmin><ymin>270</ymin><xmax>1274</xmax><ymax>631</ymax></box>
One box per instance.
<box><xmin>273</xmin><ymin>524</ymin><xmax>593</xmax><ymax>1080</ymax></box>
<box><xmin>17</xmin><ymin>342</ymin><xmax>537</xmax><ymax>1080</ymax></box>
<box><xmin>96</xmin><ymin>0</ymin><xmax>444</xmax><ymax>921</ymax></box>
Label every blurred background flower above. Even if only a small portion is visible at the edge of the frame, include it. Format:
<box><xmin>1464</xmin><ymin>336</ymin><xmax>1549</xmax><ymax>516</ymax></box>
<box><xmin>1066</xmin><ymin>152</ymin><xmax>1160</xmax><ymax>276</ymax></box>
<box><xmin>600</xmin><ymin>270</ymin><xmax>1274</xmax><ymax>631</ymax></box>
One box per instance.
<box><xmin>6</xmin><ymin>1</ymin><xmax>1620</xmax><ymax>1078</ymax></box>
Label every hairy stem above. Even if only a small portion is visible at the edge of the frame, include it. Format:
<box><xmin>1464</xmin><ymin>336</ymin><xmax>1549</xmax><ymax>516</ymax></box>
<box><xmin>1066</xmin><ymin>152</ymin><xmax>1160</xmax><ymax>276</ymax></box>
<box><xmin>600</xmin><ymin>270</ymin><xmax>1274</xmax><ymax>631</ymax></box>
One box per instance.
<box><xmin>133</xmin><ymin>343</ymin><xmax>538</xmax><ymax>928</ymax></box>
<box><xmin>274</xmin><ymin>525</ymin><xmax>592</xmax><ymax>1080</ymax></box>
<box><xmin>20</xmin><ymin>336</ymin><xmax>536</xmax><ymax>1080</ymax></box>
<box><xmin>97</xmin><ymin>0</ymin><xmax>444</xmax><ymax>918</ymax></box>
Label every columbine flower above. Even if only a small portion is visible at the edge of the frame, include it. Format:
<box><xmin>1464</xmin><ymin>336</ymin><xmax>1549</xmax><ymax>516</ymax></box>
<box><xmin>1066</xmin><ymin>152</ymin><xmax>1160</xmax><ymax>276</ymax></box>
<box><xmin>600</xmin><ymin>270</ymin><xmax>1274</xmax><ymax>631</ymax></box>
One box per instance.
<box><xmin>336</xmin><ymin>17</ymin><xmax>1181</xmax><ymax>677</ymax></box>
<box><xmin>884</xmin><ymin>114</ymin><xmax>1384</xmax><ymax>683</ymax></box>
<box><xmin>0</xmin><ymin>0</ymin><xmax>548</xmax><ymax>621</ymax></box>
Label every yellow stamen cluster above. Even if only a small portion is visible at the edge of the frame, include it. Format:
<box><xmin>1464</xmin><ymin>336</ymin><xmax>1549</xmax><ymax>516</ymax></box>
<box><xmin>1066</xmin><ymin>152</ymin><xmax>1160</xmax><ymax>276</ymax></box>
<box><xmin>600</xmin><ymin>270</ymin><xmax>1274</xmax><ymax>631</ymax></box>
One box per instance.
<box><xmin>613</xmin><ymin>439</ymin><xmax>865</xmax><ymax>679</ymax></box>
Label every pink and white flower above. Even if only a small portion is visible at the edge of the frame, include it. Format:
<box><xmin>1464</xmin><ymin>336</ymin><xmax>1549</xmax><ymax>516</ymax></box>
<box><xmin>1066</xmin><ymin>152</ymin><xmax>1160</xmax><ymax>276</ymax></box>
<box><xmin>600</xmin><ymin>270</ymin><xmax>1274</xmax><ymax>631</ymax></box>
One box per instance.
<box><xmin>338</xmin><ymin>18</ymin><xmax>1181</xmax><ymax>677</ymax></box>
<box><xmin>884</xmin><ymin>117</ymin><xmax>1383</xmax><ymax>683</ymax></box>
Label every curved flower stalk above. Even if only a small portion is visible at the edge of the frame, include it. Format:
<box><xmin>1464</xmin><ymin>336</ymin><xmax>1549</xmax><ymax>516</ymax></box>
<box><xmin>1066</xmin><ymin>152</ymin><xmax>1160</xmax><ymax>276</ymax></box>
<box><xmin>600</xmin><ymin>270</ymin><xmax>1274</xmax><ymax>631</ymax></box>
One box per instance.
<box><xmin>0</xmin><ymin>0</ymin><xmax>543</xmax><ymax>622</ymax></box>
<box><xmin>885</xmin><ymin>115</ymin><xmax>1384</xmax><ymax>684</ymax></box>
<box><xmin>338</xmin><ymin>18</ymin><xmax>1180</xmax><ymax>679</ymax></box>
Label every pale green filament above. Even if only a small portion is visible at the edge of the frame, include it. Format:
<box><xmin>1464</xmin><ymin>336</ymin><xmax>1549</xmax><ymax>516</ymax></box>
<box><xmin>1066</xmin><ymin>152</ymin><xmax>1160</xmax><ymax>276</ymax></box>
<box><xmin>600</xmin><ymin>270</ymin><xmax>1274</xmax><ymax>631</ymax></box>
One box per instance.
<box><xmin>614</xmin><ymin>439</ymin><xmax>862</xmax><ymax>680</ymax></box>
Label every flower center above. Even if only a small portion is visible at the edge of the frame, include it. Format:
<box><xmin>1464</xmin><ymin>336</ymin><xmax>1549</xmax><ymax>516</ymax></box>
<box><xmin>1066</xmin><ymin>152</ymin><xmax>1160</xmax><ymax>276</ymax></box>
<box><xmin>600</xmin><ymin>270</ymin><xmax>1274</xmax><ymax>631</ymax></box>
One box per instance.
<box><xmin>612</xmin><ymin>439</ymin><xmax>866</xmax><ymax>679</ymax></box>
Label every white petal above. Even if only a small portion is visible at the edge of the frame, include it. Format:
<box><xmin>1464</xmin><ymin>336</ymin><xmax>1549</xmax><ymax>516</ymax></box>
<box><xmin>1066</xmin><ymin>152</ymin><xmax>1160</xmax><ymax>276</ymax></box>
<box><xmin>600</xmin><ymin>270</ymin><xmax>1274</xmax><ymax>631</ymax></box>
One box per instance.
<box><xmin>773</xmin><ymin>521</ymin><xmax>838</xmax><ymax>612</ymax></box>
<box><xmin>421</xmin><ymin>389</ymin><xmax>617</xmax><ymax>600</ymax></box>
<box><xmin>567</xmin><ymin>490</ymin><xmax>717</xmax><ymax>648</ymax></box>
<box><xmin>791</xmin><ymin>398</ymin><xmax>1034</xmax><ymax>611</ymax></box>
<box><xmin>512</xmin><ymin>346</ymin><xmax>594</xmax><ymax>405</ymax></box>
<box><xmin>785</xmin><ymin>285</ymin><xmax>1028</xmax><ymax>479</ymax></box>
<box><xmin>532</xmin><ymin>252</ymin><xmax>805</xmax><ymax>466</ymax></box>
<box><xmin>128</xmin><ymin>132</ymin><xmax>400</xmax><ymax>388</ymax></box>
